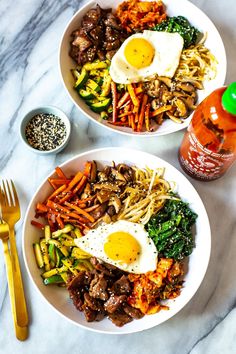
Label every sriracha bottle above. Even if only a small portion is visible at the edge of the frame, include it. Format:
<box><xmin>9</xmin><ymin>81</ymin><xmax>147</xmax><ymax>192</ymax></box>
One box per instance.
<box><xmin>178</xmin><ymin>83</ymin><xmax>236</xmax><ymax>181</ymax></box>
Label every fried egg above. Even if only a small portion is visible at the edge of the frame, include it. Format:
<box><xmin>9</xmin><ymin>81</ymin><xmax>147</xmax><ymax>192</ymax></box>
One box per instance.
<box><xmin>110</xmin><ymin>30</ymin><xmax>184</xmax><ymax>84</ymax></box>
<box><xmin>74</xmin><ymin>220</ymin><xmax>158</xmax><ymax>274</ymax></box>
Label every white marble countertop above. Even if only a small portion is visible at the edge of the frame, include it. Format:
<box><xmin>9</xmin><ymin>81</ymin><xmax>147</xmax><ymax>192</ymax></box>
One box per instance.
<box><xmin>0</xmin><ymin>0</ymin><xmax>236</xmax><ymax>353</ymax></box>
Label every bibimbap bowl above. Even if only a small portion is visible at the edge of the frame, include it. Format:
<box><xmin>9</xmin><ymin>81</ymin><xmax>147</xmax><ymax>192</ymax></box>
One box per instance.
<box><xmin>22</xmin><ymin>147</ymin><xmax>211</xmax><ymax>334</ymax></box>
<box><xmin>59</xmin><ymin>0</ymin><xmax>226</xmax><ymax>136</ymax></box>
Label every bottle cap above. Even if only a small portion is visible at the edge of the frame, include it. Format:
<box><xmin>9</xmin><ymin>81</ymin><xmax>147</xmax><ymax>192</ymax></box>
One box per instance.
<box><xmin>222</xmin><ymin>82</ymin><xmax>236</xmax><ymax>115</ymax></box>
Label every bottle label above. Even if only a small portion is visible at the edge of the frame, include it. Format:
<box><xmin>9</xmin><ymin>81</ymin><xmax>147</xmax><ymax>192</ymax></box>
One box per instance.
<box><xmin>180</xmin><ymin>132</ymin><xmax>234</xmax><ymax>180</ymax></box>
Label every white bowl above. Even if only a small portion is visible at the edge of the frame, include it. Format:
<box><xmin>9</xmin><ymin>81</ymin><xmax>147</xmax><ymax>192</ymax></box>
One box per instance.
<box><xmin>20</xmin><ymin>106</ymin><xmax>71</xmax><ymax>155</ymax></box>
<box><xmin>59</xmin><ymin>0</ymin><xmax>226</xmax><ymax>137</ymax></box>
<box><xmin>22</xmin><ymin>147</ymin><xmax>211</xmax><ymax>334</ymax></box>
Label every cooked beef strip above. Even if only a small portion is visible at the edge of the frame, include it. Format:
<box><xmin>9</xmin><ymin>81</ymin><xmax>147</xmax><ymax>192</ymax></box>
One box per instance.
<box><xmin>108</xmin><ymin>310</ymin><xmax>133</xmax><ymax>327</ymax></box>
<box><xmin>69</xmin><ymin>45</ymin><xmax>80</xmax><ymax>63</ymax></box>
<box><xmin>72</xmin><ymin>29</ymin><xmax>92</xmax><ymax>51</ymax></box>
<box><xmin>122</xmin><ymin>304</ymin><xmax>144</xmax><ymax>319</ymax></box>
<box><xmin>84</xmin><ymin>293</ymin><xmax>104</xmax><ymax>312</ymax></box>
<box><xmin>89</xmin><ymin>273</ymin><xmax>109</xmax><ymax>301</ymax></box>
<box><xmin>67</xmin><ymin>271</ymin><xmax>85</xmax><ymax>290</ymax></box>
<box><xmin>67</xmin><ymin>258</ymin><xmax>144</xmax><ymax>327</ymax></box>
<box><xmin>86</xmin><ymin>46</ymin><xmax>97</xmax><ymax>62</ymax></box>
<box><xmin>82</xmin><ymin>7</ymin><xmax>101</xmax><ymax>28</ymax></box>
<box><xmin>104</xmin><ymin>294</ymin><xmax>127</xmax><ymax>313</ymax></box>
<box><xmin>90</xmin><ymin>25</ymin><xmax>104</xmax><ymax>45</ymax></box>
<box><xmin>104</xmin><ymin>39</ymin><xmax>121</xmax><ymax>51</ymax></box>
<box><xmin>111</xmin><ymin>275</ymin><xmax>131</xmax><ymax>295</ymax></box>
<box><xmin>105</xmin><ymin>26</ymin><xmax>119</xmax><ymax>42</ymax></box>
<box><xmin>97</xmin><ymin>49</ymin><xmax>106</xmax><ymax>61</ymax></box>
<box><xmin>104</xmin><ymin>13</ymin><xmax>122</xmax><ymax>30</ymax></box>
<box><xmin>82</xmin><ymin>303</ymin><xmax>97</xmax><ymax>322</ymax></box>
<box><xmin>106</xmin><ymin>50</ymin><xmax>117</xmax><ymax>61</ymax></box>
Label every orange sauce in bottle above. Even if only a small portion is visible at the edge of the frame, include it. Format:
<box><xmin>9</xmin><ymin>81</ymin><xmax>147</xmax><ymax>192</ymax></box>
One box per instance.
<box><xmin>178</xmin><ymin>85</ymin><xmax>236</xmax><ymax>181</ymax></box>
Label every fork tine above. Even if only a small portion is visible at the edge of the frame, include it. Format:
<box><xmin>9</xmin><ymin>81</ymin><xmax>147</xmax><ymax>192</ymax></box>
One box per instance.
<box><xmin>10</xmin><ymin>180</ymin><xmax>19</xmax><ymax>208</ymax></box>
<box><xmin>6</xmin><ymin>180</ymin><xmax>14</xmax><ymax>206</ymax></box>
<box><xmin>2</xmin><ymin>181</ymin><xmax>8</xmax><ymax>205</ymax></box>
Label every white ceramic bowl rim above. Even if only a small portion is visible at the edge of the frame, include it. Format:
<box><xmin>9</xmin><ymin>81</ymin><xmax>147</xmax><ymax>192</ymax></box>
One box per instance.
<box><xmin>59</xmin><ymin>0</ymin><xmax>227</xmax><ymax>137</ymax></box>
<box><xmin>22</xmin><ymin>147</ymin><xmax>211</xmax><ymax>334</ymax></box>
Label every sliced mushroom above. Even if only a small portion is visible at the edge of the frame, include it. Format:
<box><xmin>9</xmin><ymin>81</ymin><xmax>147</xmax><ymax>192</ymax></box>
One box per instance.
<box><xmin>81</xmin><ymin>182</ymin><xmax>92</xmax><ymax>199</ymax></box>
<box><xmin>117</xmin><ymin>164</ymin><xmax>134</xmax><ymax>182</ymax></box>
<box><xmin>90</xmin><ymin>161</ymin><xmax>97</xmax><ymax>182</ymax></box>
<box><xmin>174</xmin><ymin>98</ymin><xmax>188</xmax><ymax>117</ymax></box>
<box><xmin>172</xmin><ymin>91</ymin><xmax>187</xmax><ymax>98</ymax></box>
<box><xmin>176</xmin><ymin>82</ymin><xmax>195</xmax><ymax>93</ymax></box>
<box><xmin>110</xmin><ymin>167</ymin><xmax>126</xmax><ymax>182</ymax></box>
<box><xmin>90</xmin><ymin>202</ymin><xmax>108</xmax><ymax>220</ymax></box>
<box><xmin>92</xmin><ymin>213</ymin><xmax>112</xmax><ymax>228</ymax></box>
<box><xmin>96</xmin><ymin>190</ymin><xmax>112</xmax><ymax>203</ymax></box>
<box><xmin>108</xmin><ymin>195</ymin><xmax>121</xmax><ymax>213</ymax></box>
<box><xmin>97</xmin><ymin>171</ymin><xmax>108</xmax><ymax>182</ymax></box>
<box><xmin>166</xmin><ymin>112</ymin><xmax>183</xmax><ymax>124</ymax></box>
<box><xmin>158</xmin><ymin>76</ymin><xmax>172</xmax><ymax>88</ymax></box>
<box><xmin>162</xmin><ymin>90</ymin><xmax>173</xmax><ymax>104</ymax></box>
<box><xmin>182</xmin><ymin>96</ymin><xmax>197</xmax><ymax>110</ymax></box>
<box><xmin>93</xmin><ymin>182</ymin><xmax>120</xmax><ymax>193</ymax></box>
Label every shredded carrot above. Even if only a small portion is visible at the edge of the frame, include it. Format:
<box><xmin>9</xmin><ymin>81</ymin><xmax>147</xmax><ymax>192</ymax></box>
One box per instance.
<box><xmin>56</xmin><ymin>215</ymin><xmax>64</xmax><ymax>229</ymax></box>
<box><xmin>137</xmin><ymin>94</ymin><xmax>148</xmax><ymax>132</ymax></box>
<box><xmin>48</xmin><ymin>178</ymin><xmax>70</xmax><ymax>186</ymax></box>
<box><xmin>47</xmin><ymin>184</ymin><xmax>67</xmax><ymax>201</ymax></box>
<box><xmin>151</xmin><ymin>105</ymin><xmax>172</xmax><ymax>117</ymax></box>
<box><xmin>73</xmin><ymin>175</ymin><xmax>87</xmax><ymax>194</ymax></box>
<box><xmin>145</xmin><ymin>103</ymin><xmax>151</xmax><ymax>131</ymax></box>
<box><xmin>36</xmin><ymin>203</ymin><xmax>48</xmax><ymax>213</ymax></box>
<box><xmin>64</xmin><ymin>171</ymin><xmax>83</xmax><ymax>192</ymax></box>
<box><xmin>117</xmin><ymin>92</ymin><xmax>130</xmax><ymax>108</ymax></box>
<box><xmin>83</xmin><ymin>162</ymin><xmax>92</xmax><ymax>178</ymax></box>
<box><xmin>55</xmin><ymin>166</ymin><xmax>67</xmax><ymax>179</ymax></box>
<box><xmin>31</xmin><ymin>220</ymin><xmax>45</xmax><ymax>230</ymax></box>
<box><xmin>127</xmin><ymin>84</ymin><xmax>139</xmax><ymax>106</ymax></box>
<box><xmin>64</xmin><ymin>201</ymin><xmax>95</xmax><ymax>223</ymax></box>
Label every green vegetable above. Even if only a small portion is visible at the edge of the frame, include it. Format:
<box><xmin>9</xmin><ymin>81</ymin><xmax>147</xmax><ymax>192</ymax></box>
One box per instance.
<box><xmin>79</xmin><ymin>88</ymin><xmax>96</xmax><ymax>100</ymax></box>
<box><xmin>90</xmin><ymin>98</ymin><xmax>111</xmax><ymax>113</ymax></box>
<box><xmin>43</xmin><ymin>274</ymin><xmax>64</xmax><ymax>285</ymax></box>
<box><xmin>152</xmin><ymin>16</ymin><xmax>200</xmax><ymax>48</ymax></box>
<box><xmin>74</xmin><ymin>68</ymin><xmax>88</xmax><ymax>90</ymax></box>
<box><xmin>146</xmin><ymin>197</ymin><xmax>197</xmax><ymax>260</ymax></box>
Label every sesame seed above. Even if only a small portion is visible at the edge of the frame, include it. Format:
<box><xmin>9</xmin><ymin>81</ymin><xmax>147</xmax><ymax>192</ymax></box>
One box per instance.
<box><xmin>25</xmin><ymin>113</ymin><xmax>67</xmax><ymax>151</ymax></box>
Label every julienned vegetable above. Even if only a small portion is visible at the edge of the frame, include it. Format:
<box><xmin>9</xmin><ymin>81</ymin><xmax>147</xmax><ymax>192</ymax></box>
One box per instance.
<box><xmin>33</xmin><ymin>223</ymin><xmax>92</xmax><ymax>285</ymax></box>
<box><xmin>146</xmin><ymin>197</ymin><xmax>197</xmax><ymax>260</ymax></box>
<box><xmin>152</xmin><ymin>16</ymin><xmax>200</xmax><ymax>48</ymax></box>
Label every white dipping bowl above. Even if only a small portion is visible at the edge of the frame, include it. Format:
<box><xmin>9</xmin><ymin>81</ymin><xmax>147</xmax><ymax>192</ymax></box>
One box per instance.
<box><xmin>20</xmin><ymin>106</ymin><xmax>71</xmax><ymax>155</ymax></box>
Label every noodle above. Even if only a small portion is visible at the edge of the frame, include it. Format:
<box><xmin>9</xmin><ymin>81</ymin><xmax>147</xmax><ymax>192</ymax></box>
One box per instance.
<box><xmin>175</xmin><ymin>41</ymin><xmax>218</xmax><ymax>86</ymax></box>
<box><xmin>118</xmin><ymin>166</ymin><xmax>175</xmax><ymax>224</ymax></box>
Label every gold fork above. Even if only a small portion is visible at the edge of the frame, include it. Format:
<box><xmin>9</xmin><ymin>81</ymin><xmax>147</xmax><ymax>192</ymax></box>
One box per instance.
<box><xmin>0</xmin><ymin>217</ymin><xmax>28</xmax><ymax>340</ymax></box>
<box><xmin>1</xmin><ymin>180</ymin><xmax>28</xmax><ymax>327</ymax></box>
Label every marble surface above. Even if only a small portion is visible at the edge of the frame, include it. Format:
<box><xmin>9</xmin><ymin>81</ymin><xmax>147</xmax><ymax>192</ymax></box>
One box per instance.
<box><xmin>0</xmin><ymin>0</ymin><xmax>236</xmax><ymax>353</ymax></box>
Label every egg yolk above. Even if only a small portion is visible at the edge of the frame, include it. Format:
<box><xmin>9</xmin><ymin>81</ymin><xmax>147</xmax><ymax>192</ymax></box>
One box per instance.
<box><xmin>124</xmin><ymin>38</ymin><xmax>155</xmax><ymax>69</ymax></box>
<box><xmin>104</xmin><ymin>231</ymin><xmax>141</xmax><ymax>264</ymax></box>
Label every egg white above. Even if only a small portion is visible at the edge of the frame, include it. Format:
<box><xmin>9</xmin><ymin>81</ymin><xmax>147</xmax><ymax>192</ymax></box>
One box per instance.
<box><xmin>74</xmin><ymin>220</ymin><xmax>158</xmax><ymax>274</ymax></box>
<box><xmin>110</xmin><ymin>30</ymin><xmax>184</xmax><ymax>84</ymax></box>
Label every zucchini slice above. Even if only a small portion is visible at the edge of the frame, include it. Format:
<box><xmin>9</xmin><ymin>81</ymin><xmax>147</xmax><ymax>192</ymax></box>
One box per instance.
<box><xmin>79</xmin><ymin>88</ymin><xmax>96</xmax><ymax>100</ymax></box>
<box><xmin>86</xmin><ymin>79</ymin><xmax>100</xmax><ymax>92</ymax></box>
<box><xmin>33</xmin><ymin>243</ymin><xmax>44</xmax><ymax>269</ymax></box>
<box><xmin>43</xmin><ymin>274</ymin><xmax>63</xmax><ymax>285</ymax></box>
<box><xmin>74</xmin><ymin>68</ymin><xmax>88</xmax><ymax>91</ymax></box>
<box><xmin>90</xmin><ymin>98</ymin><xmax>111</xmax><ymax>113</ymax></box>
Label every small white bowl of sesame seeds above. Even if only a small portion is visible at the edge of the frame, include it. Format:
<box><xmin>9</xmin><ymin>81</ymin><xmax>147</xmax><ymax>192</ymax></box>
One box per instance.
<box><xmin>20</xmin><ymin>106</ymin><xmax>71</xmax><ymax>155</ymax></box>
